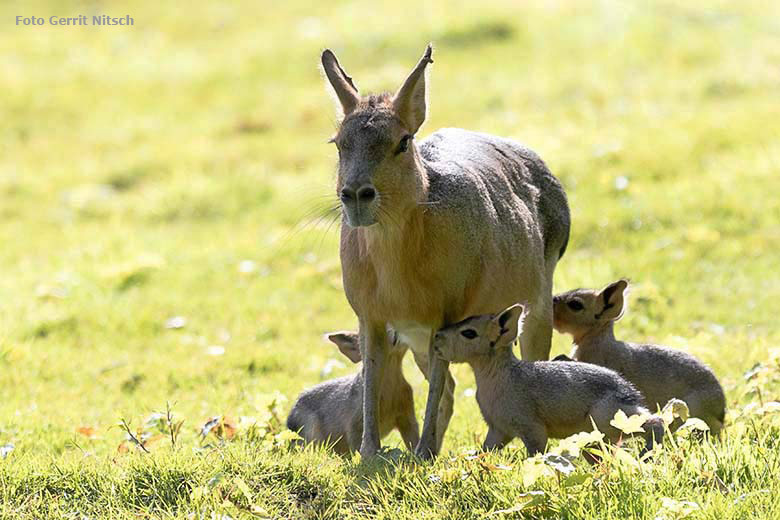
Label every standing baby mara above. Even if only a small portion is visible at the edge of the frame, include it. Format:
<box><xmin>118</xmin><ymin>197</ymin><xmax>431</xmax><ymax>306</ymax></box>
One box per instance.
<box><xmin>286</xmin><ymin>330</ymin><xmax>418</xmax><ymax>454</ymax></box>
<box><xmin>433</xmin><ymin>304</ymin><xmax>664</xmax><ymax>456</ymax></box>
<box><xmin>553</xmin><ymin>279</ymin><xmax>726</xmax><ymax>434</ymax></box>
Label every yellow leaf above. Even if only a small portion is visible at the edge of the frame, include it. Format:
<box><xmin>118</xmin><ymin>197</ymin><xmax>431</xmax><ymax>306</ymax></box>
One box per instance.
<box><xmin>661</xmin><ymin>399</ymin><xmax>690</xmax><ymax>426</ymax></box>
<box><xmin>554</xmin><ymin>430</ymin><xmax>605</xmax><ymax>458</ymax></box>
<box><xmin>521</xmin><ymin>456</ymin><xmax>554</xmax><ymax>488</ymax></box>
<box><xmin>250</xmin><ymin>504</ymin><xmax>272</xmax><ymax>518</ymax></box>
<box><xmin>274</xmin><ymin>430</ymin><xmax>302</xmax><ymax>444</ymax></box>
<box><xmin>234</xmin><ymin>477</ymin><xmax>253</xmax><ymax>503</ymax></box>
<box><xmin>488</xmin><ymin>491</ymin><xmax>545</xmax><ymax>515</ymax></box>
<box><xmin>607</xmin><ymin>446</ymin><xmax>640</xmax><ymax>473</ymax></box>
<box><xmin>437</xmin><ymin>467</ymin><xmax>462</xmax><ymax>484</ymax></box>
<box><xmin>610</xmin><ymin>409</ymin><xmax>646</xmax><ymax>434</ymax></box>
<box><xmin>685</xmin><ymin>226</ymin><xmax>720</xmax><ymax>243</ymax></box>
<box><xmin>656</xmin><ymin>497</ymin><xmax>700</xmax><ymax>519</ymax></box>
<box><xmin>675</xmin><ymin>418</ymin><xmax>710</xmax><ymax>438</ymax></box>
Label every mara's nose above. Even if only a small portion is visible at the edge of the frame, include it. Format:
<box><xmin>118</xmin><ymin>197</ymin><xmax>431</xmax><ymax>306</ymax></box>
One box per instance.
<box><xmin>340</xmin><ymin>184</ymin><xmax>376</xmax><ymax>203</ymax></box>
<box><xmin>357</xmin><ymin>185</ymin><xmax>376</xmax><ymax>202</ymax></box>
<box><xmin>553</xmin><ymin>295</ymin><xmax>561</xmax><ymax>304</ymax></box>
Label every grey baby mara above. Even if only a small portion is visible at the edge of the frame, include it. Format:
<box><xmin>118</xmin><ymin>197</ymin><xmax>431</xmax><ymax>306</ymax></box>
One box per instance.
<box><xmin>286</xmin><ymin>330</ymin><xmax>419</xmax><ymax>454</ymax></box>
<box><xmin>553</xmin><ymin>279</ymin><xmax>726</xmax><ymax>434</ymax></box>
<box><xmin>433</xmin><ymin>304</ymin><xmax>663</xmax><ymax>456</ymax></box>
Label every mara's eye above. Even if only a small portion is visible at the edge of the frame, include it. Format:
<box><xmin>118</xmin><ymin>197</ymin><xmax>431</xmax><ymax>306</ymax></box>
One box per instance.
<box><xmin>566</xmin><ymin>300</ymin><xmax>585</xmax><ymax>312</ymax></box>
<box><xmin>396</xmin><ymin>135</ymin><xmax>412</xmax><ymax>155</ymax></box>
<box><xmin>460</xmin><ymin>328</ymin><xmax>478</xmax><ymax>339</ymax></box>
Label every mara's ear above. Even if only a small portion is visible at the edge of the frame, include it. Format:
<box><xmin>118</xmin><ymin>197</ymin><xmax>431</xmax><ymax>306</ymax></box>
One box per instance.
<box><xmin>321</xmin><ymin>49</ymin><xmax>360</xmax><ymax>117</ymax></box>
<box><xmin>392</xmin><ymin>44</ymin><xmax>433</xmax><ymax>134</ymax></box>
<box><xmin>489</xmin><ymin>304</ymin><xmax>525</xmax><ymax>346</ymax></box>
<box><xmin>596</xmin><ymin>279</ymin><xmax>629</xmax><ymax>321</ymax></box>
<box><xmin>326</xmin><ymin>331</ymin><xmax>362</xmax><ymax>363</ymax></box>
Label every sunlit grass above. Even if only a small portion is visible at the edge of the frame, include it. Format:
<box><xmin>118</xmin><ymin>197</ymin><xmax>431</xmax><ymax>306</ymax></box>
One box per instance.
<box><xmin>1</xmin><ymin>0</ymin><xmax>779</xmax><ymax>518</ymax></box>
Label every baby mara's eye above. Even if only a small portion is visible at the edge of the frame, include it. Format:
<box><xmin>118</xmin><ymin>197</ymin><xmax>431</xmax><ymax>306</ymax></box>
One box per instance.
<box><xmin>566</xmin><ymin>300</ymin><xmax>585</xmax><ymax>312</ymax></box>
<box><xmin>395</xmin><ymin>135</ymin><xmax>412</xmax><ymax>155</ymax></box>
<box><xmin>460</xmin><ymin>329</ymin><xmax>478</xmax><ymax>339</ymax></box>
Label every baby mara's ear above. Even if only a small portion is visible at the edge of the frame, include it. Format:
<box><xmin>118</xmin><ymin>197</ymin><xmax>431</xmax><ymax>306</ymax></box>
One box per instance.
<box><xmin>489</xmin><ymin>304</ymin><xmax>525</xmax><ymax>346</ymax></box>
<box><xmin>327</xmin><ymin>331</ymin><xmax>362</xmax><ymax>363</ymax></box>
<box><xmin>596</xmin><ymin>279</ymin><xmax>629</xmax><ymax>321</ymax></box>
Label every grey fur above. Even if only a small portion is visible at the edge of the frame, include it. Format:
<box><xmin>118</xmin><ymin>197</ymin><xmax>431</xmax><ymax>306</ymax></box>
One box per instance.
<box><xmin>433</xmin><ymin>304</ymin><xmax>664</xmax><ymax>455</ymax></box>
<box><xmin>286</xmin><ymin>331</ymin><xmax>419</xmax><ymax>454</ymax></box>
<box><xmin>321</xmin><ymin>45</ymin><xmax>571</xmax><ymax>459</ymax></box>
<box><xmin>553</xmin><ymin>280</ymin><xmax>726</xmax><ymax>434</ymax></box>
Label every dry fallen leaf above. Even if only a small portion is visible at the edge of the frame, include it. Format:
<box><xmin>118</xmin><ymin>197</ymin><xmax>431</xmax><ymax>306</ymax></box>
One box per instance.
<box><xmin>142</xmin><ymin>433</ymin><xmax>167</xmax><ymax>450</ymax></box>
<box><xmin>76</xmin><ymin>426</ymin><xmax>100</xmax><ymax>440</ymax></box>
<box><xmin>200</xmin><ymin>416</ymin><xmax>237</xmax><ymax>440</ymax></box>
<box><xmin>479</xmin><ymin>461</ymin><xmax>513</xmax><ymax>472</ymax></box>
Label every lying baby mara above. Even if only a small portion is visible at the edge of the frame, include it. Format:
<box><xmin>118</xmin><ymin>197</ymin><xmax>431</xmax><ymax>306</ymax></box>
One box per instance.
<box><xmin>553</xmin><ymin>279</ymin><xmax>726</xmax><ymax>434</ymax></box>
<box><xmin>433</xmin><ymin>304</ymin><xmax>664</xmax><ymax>455</ymax></box>
<box><xmin>286</xmin><ymin>329</ymin><xmax>418</xmax><ymax>454</ymax></box>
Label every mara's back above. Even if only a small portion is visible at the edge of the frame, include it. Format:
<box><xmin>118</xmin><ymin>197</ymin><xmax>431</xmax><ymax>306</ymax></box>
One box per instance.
<box><xmin>513</xmin><ymin>360</ymin><xmax>642</xmax><ymax>423</ymax></box>
<box><xmin>620</xmin><ymin>343</ymin><xmax>725</xmax><ymax>412</ymax></box>
<box><xmin>420</xmin><ymin>128</ymin><xmax>570</xmax><ymax>263</ymax></box>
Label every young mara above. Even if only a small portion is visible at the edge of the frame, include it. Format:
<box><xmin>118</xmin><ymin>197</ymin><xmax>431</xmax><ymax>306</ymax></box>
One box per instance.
<box><xmin>286</xmin><ymin>330</ymin><xmax>418</xmax><ymax>454</ymax></box>
<box><xmin>553</xmin><ymin>279</ymin><xmax>726</xmax><ymax>434</ymax></box>
<box><xmin>432</xmin><ymin>304</ymin><xmax>664</xmax><ymax>455</ymax></box>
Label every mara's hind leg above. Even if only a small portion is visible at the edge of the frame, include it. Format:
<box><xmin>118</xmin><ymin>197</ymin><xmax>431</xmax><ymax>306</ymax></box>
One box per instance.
<box><xmin>412</xmin><ymin>347</ymin><xmax>456</xmax><ymax>456</ymax></box>
<box><xmin>435</xmin><ymin>370</ymin><xmax>456</xmax><ymax>453</ymax></box>
<box><xmin>396</xmin><ymin>413</ymin><xmax>420</xmax><ymax>452</ymax></box>
<box><xmin>683</xmin><ymin>392</ymin><xmax>724</xmax><ymax>437</ymax></box>
<box><xmin>518</xmin><ymin>422</ymin><xmax>548</xmax><ymax>457</ymax></box>
<box><xmin>519</xmin><ymin>292</ymin><xmax>553</xmax><ymax>361</ymax></box>
<box><xmin>396</xmin><ymin>389</ymin><xmax>420</xmax><ymax>451</ymax></box>
<box><xmin>589</xmin><ymin>399</ymin><xmax>636</xmax><ymax>445</ymax></box>
<box><xmin>518</xmin><ymin>255</ymin><xmax>558</xmax><ymax>361</ymax></box>
<box><xmin>483</xmin><ymin>427</ymin><xmax>512</xmax><ymax>451</ymax></box>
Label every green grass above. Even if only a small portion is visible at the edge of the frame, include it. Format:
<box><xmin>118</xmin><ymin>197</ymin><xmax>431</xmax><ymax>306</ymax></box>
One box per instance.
<box><xmin>2</xmin><ymin>0</ymin><xmax>780</xmax><ymax>517</ymax></box>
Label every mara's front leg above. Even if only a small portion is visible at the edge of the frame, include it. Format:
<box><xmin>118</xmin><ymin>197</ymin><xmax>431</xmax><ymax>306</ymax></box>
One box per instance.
<box><xmin>415</xmin><ymin>335</ymin><xmax>453</xmax><ymax>459</ymax></box>
<box><xmin>360</xmin><ymin>322</ymin><xmax>388</xmax><ymax>458</ymax></box>
<box><xmin>519</xmin><ymin>293</ymin><xmax>553</xmax><ymax>361</ymax></box>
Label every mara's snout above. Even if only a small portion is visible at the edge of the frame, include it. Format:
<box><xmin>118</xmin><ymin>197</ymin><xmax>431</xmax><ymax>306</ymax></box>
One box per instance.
<box><xmin>340</xmin><ymin>182</ymin><xmax>378</xmax><ymax>227</ymax></box>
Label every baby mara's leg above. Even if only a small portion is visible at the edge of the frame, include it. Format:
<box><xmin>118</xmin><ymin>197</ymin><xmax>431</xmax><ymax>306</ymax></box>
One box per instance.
<box><xmin>483</xmin><ymin>427</ymin><xmax>512</xmax><ymax>451</ymax></box>
<box><xmin>517</xmin><ymin>422</ymin><xmax>547</xmax><ymax>457</ymax></box>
